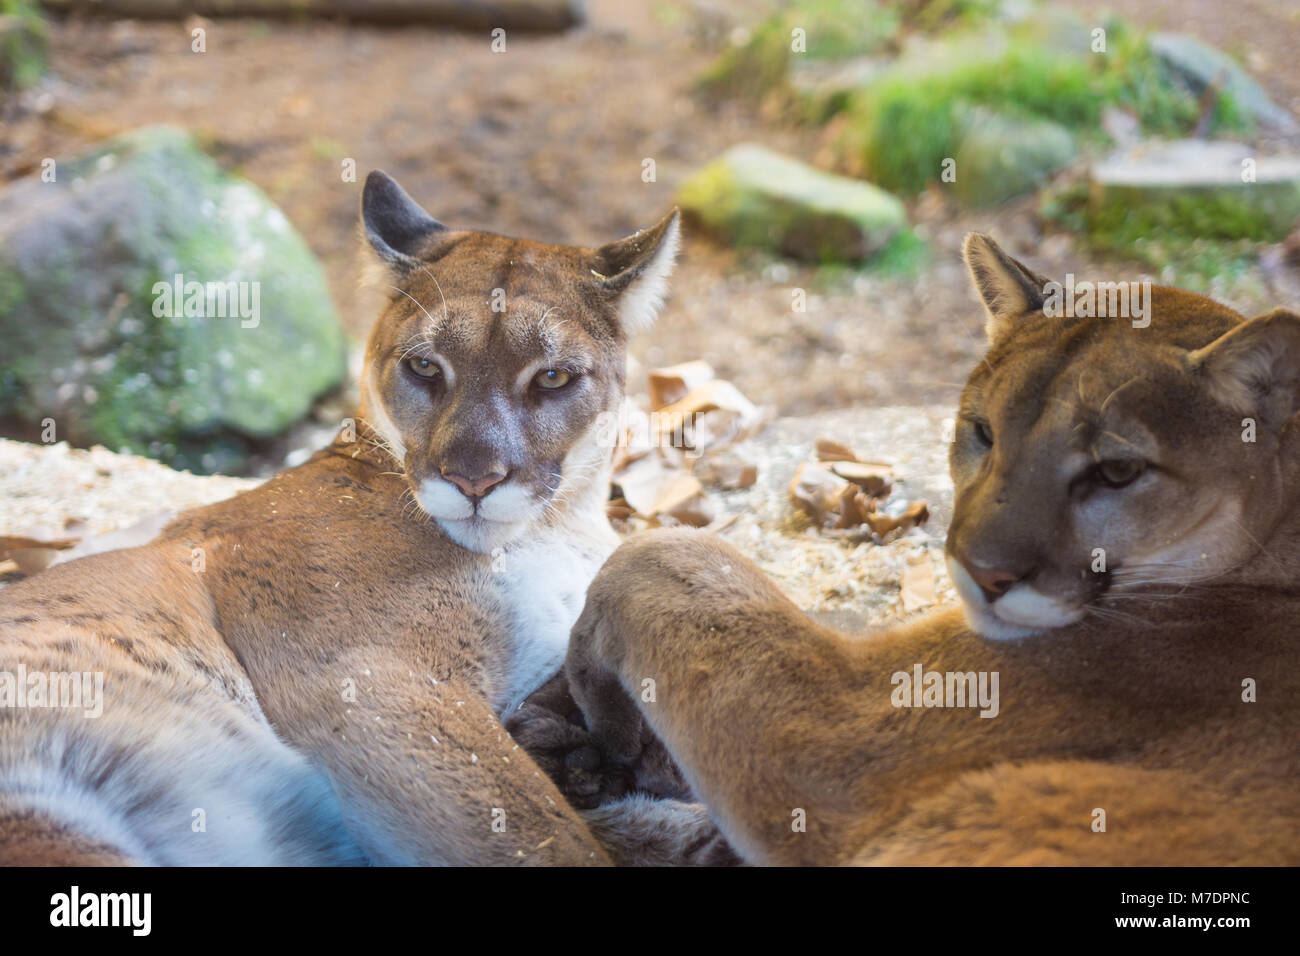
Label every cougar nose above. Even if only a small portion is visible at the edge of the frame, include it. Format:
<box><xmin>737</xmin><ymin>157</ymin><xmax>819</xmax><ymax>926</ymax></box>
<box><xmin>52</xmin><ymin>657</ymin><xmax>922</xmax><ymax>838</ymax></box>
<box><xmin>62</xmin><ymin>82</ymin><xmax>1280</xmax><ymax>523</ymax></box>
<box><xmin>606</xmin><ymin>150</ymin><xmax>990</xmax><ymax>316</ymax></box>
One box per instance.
<box><xmin>441</xmin><ymin>468</ymin><xmax>506</xmax><ymax>499</ymax></box>
<box><xmin>954</xmin><ymin>550</ymin><xmax>1024</xmax><ymax>603</ymax></box>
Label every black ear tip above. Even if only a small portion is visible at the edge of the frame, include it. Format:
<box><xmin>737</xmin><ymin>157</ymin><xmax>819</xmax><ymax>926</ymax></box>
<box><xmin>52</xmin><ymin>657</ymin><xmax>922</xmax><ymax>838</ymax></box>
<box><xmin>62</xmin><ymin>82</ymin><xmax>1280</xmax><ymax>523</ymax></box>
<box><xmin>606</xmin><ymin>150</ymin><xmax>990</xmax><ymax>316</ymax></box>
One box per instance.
<box><xmin>362</xmin><ymin>170</ymin><xmax>397</xmax><ymax>203</ymax></box>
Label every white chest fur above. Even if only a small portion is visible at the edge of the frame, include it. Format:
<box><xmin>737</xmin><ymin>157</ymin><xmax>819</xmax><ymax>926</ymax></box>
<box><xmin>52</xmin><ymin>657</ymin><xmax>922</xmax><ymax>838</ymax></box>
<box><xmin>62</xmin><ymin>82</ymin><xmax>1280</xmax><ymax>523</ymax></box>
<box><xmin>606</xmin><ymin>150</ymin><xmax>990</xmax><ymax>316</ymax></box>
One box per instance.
<box><xmin>490</xmin><ymin>523</ymin><xmax>619</xmax><ymax>715</ymax></box>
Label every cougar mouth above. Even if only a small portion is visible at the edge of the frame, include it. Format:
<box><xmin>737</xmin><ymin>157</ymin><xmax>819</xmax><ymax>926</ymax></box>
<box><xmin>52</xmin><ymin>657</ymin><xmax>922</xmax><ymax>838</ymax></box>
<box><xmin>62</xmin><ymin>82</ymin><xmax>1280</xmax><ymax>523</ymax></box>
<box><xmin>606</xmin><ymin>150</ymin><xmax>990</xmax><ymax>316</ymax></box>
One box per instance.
<box><xmin>414</xmin><ymin>475</ymin><xmax>548</xmax><ymax>553</ymax></box>
<box><xmin>946</xmin><ymin>557</ymin><xmax>1085</xmax><ymax>641</ymax></box>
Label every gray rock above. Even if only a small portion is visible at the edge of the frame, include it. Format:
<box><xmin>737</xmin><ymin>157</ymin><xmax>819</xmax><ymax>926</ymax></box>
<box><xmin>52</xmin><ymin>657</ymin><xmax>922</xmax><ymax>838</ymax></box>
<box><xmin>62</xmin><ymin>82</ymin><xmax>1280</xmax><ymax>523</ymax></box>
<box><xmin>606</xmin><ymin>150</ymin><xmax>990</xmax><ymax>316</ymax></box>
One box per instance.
<box><xmin>954</xmin><ymin>109</ymin><xmax>1077</xmax><ymax>206</ymax></box>
<box><xmin>676</xmin><ymin>143</ymin><xmax>908</xmax><ymax>263</ymax></box>
<box><xmin>0</xmin><ymin>126</ymin><xmax>347</xmax><ymax>474</ymax></box>
<box><xmin>1089</xmin><ymin>139</ymin><xmax>1300</xmax><ymax>242</ymax></box>
<box><xmin>1150</xmin><ymin>32</ymin><xmax>1296</xmax><ymax>132</ymax></box>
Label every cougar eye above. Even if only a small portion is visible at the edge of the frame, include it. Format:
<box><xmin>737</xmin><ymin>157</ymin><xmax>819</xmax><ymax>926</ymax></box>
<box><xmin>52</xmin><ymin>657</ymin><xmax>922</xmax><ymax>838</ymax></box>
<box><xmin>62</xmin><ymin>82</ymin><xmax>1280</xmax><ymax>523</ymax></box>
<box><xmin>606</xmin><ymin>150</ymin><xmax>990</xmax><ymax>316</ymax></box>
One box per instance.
<box><xmin>1096</xmin><ymin>458</ymin><xmax>1145</xmax><ymax>488</ymax></box>
<box><xmin>534</xmin><ymin>369</ymin><xmax>572</xmax><ymax>390</ymax></box>
<box><xmin>407</xmin><ymin>357</ymin><xmax>441</xmax><ymax>379</ymax></box>
<box><xmin>973</xmin><ymin>420</ymin><xmax>994</xmax><ymax>446</ymax></box>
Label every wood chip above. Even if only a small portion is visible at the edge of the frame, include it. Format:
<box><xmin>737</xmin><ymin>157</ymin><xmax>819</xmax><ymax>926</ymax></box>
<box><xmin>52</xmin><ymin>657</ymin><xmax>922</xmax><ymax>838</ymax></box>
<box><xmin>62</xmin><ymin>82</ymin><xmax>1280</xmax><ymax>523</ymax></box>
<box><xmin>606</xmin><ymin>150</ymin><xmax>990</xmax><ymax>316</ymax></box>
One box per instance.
<box><xmin>900</xmin><ymin>556</ymin><xmax>938</xmax><ymax>613</ymax></box>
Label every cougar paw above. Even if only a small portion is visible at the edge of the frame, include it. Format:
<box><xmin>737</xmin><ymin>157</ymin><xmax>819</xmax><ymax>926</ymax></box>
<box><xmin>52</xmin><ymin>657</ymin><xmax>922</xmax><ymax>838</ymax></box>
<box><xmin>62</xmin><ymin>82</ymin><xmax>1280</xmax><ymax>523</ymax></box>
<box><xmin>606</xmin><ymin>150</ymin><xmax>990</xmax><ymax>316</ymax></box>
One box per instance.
<box><xmin>506</xmin><ymin>677</ymin><xmax>636</xmax><ymax>810</ymax></box>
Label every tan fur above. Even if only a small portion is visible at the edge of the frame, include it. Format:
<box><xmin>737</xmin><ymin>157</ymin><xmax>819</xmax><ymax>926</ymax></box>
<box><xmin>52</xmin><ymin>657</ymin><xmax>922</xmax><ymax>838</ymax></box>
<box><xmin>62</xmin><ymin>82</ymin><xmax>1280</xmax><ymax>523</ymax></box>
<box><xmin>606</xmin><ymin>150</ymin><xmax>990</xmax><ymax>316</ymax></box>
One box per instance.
<box><xmin>0</xmin><ymin>807</ymin><xmax>139</xmax><ymax>866</ymax></box>
<box><xmin>564</xmin><ymin>237</ymin><xmax>1300</xmax><ymax>865</ymax></box>
<box><xmin>0</xmin><ymin>173</ymin><xmax>682</xmax><ymax>865</ymax></box>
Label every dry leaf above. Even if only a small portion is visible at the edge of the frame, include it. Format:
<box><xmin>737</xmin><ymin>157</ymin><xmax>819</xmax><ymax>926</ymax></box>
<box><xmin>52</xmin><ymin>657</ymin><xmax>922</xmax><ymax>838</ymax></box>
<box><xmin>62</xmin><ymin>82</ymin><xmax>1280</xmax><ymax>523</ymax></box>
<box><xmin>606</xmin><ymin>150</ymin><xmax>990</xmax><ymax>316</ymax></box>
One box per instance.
<box><xmin>1</xmin><ymin>530</ymin><xmax>80</xmax><ymax>577</ymax></box>
<box><xmin>647</xmin><ymin>360</ymin><xmax>715</xmax><ymax>411</ymax></box>
<box><xmin>615</xmin><ymin>455</ymin><xmax>672</xmax><ymax>516</ymax></box>
<box><xmin>834</xmin><ymin>486</ymin><xmax>877</xmax><ymax>529</ymax></box>
<box><xmin>789</xmin><ymin>463</ymin><xmax>848</xmax><ymax>526</ymax></box>
<box><xmin>830</xmin><ymin>461</ymin><xmax>893</xmax><ymax>496</ymax></box>
<box><xmin>606</xmin><ymin>497</ymin><xmax>635</xmax><ymax>521</ymax></box>
<box><xmin>815</xmin><ymin>436</ymin><xmax>859</xmax><ymax>462</ymax></box>
<box><xmin>665</xmin><ymin>490</ymin><xmax>715</xmax><ymax>527</ymax></box>
<box><xmin>863</xmin><ymin>501</ymin><xmax>930</xmax><ymax>537</ymax></box>
<box><xmin>0</xmin><ymin>534</ymin><xmax>79</xmax><ymax>558</ymax></box>
<box><xmin>654</xmin><ymin>380</ymin><xmax>762</xmax><ymax>442</ymax></box>
<box><xmin>696</xmin><ymin>454</ymin><xmax>758</xmax><ymax>490</ymax></box>
<box><xmin>610</xmin><ymin>396</ymin><xmax>655</xmax><ymax>473</ymax></box>
<box><xmin>652</xmin><ymin>473</ymin><xmax>704</xmax><ymax>516</ymax></box>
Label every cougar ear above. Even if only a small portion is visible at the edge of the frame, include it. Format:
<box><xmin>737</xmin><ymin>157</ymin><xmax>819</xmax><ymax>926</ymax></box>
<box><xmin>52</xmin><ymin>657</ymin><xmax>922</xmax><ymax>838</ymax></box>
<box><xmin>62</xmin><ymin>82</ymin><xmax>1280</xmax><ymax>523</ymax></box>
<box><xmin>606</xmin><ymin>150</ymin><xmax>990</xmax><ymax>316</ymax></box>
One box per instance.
<box><xmin>963</xmin><ymin>232</ymin><xmax>1053</xmax><ymax>346</ymax></box>
<box><xmin>1187</xmin><ymin>308</ymin><xmax>1300</xmax><ymax>422</ymax></box>
<box><xmin>592</xmin><ymin>209</ymin><xmax>681</xmax><ymax>334</ymax></box>
<box><xmin>361</xmin><ymin>170</ymin><xmax>447</xmax><ymax>273</ymax></box>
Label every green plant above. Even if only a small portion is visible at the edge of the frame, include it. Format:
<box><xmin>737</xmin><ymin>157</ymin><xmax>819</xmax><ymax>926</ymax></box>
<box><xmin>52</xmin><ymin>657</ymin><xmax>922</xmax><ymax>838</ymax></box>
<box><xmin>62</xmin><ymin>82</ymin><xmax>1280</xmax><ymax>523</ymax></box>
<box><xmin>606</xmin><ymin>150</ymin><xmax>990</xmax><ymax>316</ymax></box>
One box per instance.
<box><xmin>0</xmin><ymin>0</ymin><xmax>48</xmax><ymax>91</ymax></box>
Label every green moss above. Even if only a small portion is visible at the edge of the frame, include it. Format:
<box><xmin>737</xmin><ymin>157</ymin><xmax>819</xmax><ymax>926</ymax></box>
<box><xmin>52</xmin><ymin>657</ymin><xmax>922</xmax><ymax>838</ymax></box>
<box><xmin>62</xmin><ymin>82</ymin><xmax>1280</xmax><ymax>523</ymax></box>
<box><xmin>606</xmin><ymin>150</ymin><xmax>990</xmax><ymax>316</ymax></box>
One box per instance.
<box><xmin>309</xmin><ymin>136</ymin><xmax>344</xmax><ymax>161</ymax></box>
<box><xmin>865</xmin><ymin>226</ymin><xmax>930</xmax><ymax>276</ymax></box>
<box><xmin>695</xmin><ymin>17</ymin><xmax>792</xmax><ymax>103</ymax></box>
<box><xmin>0</xmin><ymin>126</ymin><xmax>346</xmax><ymax>473</ymax></box>
<box><xmin>695</xmin><ymin>0</ymin><xmax>902</xmax><ymax>104</ymax></box>
<box><xmin>0</xmin><ymin>0</ymin><xmax>47</xmax><ymax>90</ymax></box>
<box><xmin>900</xmin><ymin>0</ymin><xmax>1002</xmax><ymax>32</ymax></box>
<box><xmin>1091</xmin><ymin>188</ymin><xmax>1284</xmax><ymax>244</ymax></box>
<box><xmin>1040</xmin><ymin>179</ymin><xmax>1271</xmax><ymax>291</ymax></box>
<box><xmin>953</xmin><ymin>109</ymin><xmax>1076</xmax><ymax>206</ymax></box>
<box><xmin>840</xmin><ymin>23</ymin><xmax>1253</xmax><ymax>197</ymax></box>
<box><xmin>1103</xmin><ymin>30</ymin><xmax>1250</xmax><ymax>138</ymax></box>
<box><xmin>842</xmin><ymin>39</ymin><xmax>1102</xmax><ymax>194</ymax></box>
<box><xmin>677</xmin><ymin>144</ymin><xmax>907</xmax><ymax>264</ymax></box>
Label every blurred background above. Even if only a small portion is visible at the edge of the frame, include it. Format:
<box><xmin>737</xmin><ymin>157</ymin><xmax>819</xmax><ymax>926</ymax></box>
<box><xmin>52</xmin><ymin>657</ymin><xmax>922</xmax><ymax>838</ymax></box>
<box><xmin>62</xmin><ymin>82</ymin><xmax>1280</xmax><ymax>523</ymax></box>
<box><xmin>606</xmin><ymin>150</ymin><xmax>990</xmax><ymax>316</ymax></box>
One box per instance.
<box><xmin>4</xmin><ymin>0</ymin><xmax>1300</xmax><ymax>620</ymax></box>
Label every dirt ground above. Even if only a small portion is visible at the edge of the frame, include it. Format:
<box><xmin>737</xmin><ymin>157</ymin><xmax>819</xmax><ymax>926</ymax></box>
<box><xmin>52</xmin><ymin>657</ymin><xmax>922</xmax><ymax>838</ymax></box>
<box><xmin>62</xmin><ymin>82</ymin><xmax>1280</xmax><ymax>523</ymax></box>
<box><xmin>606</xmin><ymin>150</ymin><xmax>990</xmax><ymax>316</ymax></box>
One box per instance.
<box><xmin>5</xmin><ymin>0</ymin><xmax>1300</xmax><ymax>617</ymax></box>
<box><xmin>4</xmin><ymin>0</ymin><xmax>1300</xmax><ymax>417</ymax></box>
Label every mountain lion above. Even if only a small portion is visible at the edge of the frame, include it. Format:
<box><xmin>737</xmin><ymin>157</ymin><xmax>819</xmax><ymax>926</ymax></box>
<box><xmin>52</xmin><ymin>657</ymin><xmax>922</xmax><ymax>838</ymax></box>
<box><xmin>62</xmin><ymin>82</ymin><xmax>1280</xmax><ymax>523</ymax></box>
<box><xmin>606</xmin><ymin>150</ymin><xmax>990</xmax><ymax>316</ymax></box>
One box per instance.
<box><xmin>0</xmin><ymin>172</ymin><xmax>691</xmax><ymax>865</ymax></box>
<box><xmin>557</xmin><ymin>234</ymin><xmax>1300</xmax><ymax>865</ymax></box>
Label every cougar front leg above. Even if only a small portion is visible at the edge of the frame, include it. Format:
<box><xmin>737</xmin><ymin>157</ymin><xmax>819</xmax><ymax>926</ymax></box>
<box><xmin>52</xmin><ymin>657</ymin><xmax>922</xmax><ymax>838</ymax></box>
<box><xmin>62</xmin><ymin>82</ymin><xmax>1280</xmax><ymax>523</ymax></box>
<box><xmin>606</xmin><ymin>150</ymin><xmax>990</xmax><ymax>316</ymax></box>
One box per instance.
<box><xmin>270</xmin><ymin>652</ymin><xmax>610</xmax><ymax>866</ymax></box>
<box><xmin>566</xmin><ymin>528</ymin><xmax>879</xmax><ymax>865</ymax></box>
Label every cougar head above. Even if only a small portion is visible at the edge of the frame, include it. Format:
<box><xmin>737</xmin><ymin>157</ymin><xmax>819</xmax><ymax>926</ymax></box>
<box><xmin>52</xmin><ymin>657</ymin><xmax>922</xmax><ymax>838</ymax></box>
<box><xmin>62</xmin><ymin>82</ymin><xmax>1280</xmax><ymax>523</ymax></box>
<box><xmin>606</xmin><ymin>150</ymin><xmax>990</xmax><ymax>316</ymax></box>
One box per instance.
<box><xmin>356</xmin><ymin>171</ymin><xmax>679</xmax><ymax>554</ymax></box>
<box><xmin>947</xmin><ymin>233</ymin><xmax>1300</xmax><ymax>640</ymax></box>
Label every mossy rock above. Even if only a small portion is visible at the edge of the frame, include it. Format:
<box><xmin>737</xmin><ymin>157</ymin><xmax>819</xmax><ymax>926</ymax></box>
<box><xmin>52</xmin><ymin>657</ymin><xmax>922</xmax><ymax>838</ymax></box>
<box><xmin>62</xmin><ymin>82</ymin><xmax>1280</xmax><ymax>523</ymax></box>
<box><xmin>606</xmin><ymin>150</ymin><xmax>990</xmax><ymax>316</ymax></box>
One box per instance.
<box><xmin>837</xmin><ymin>20</ymin><xmax>1246</xmax><ymax>196</ymax></box>
<box><xmin>1088</xmin><ymin>140</ymin><xmax>1300</xmax><ymax>244</ymax></box>
<box><xmin>0</xmin><ymin>126</ymin><xmax>347</xmax><ymax>473</ymax></box>
<box><xmin>677</xmin><ymin>143</ymin><xmax>907</xmax><ymax>263</ymax></box>
<box><xmin>1150</xmin><ymin>33</ymin><xmax>1295</xmax><ymax>132</ymax></box>
<box><xmin>953</xmin><ymin>108</ymin><xmax>1076</xmax><ymax>206</ymax></box>
<box><xmin>696</xmin><ymin>0</ymin><xmax>1016</xmax><ymax>114</ymax></box>
<box><xmin>695</xmin><ymin>0</ymin><xmax>903</xmax><ymax>105</ymax></box>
